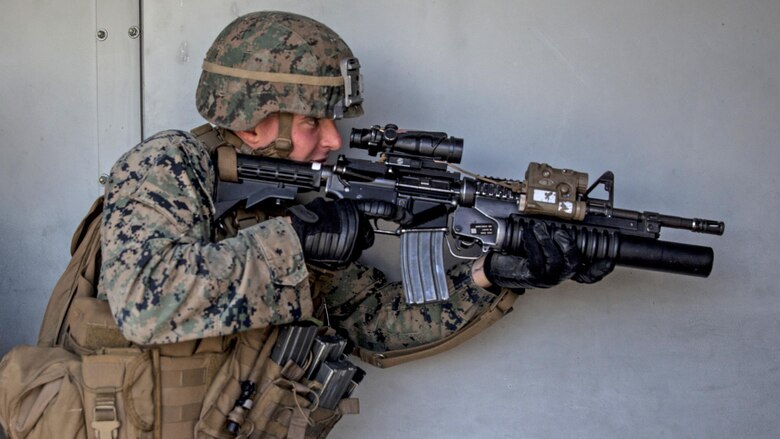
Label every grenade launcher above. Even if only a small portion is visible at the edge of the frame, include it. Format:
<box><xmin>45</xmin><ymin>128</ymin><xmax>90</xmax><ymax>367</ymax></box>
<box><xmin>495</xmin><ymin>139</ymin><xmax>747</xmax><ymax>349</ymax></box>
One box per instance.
<box><xmin>215</xmin><ymin>124</ymin><xmax>725</xmax><ymax>305</ymax></box>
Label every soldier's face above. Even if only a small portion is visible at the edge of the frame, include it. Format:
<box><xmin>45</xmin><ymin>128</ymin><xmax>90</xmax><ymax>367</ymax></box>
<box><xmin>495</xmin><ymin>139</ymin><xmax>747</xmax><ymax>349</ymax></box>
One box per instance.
<box><xmin>288</xmin><ymin>115</ymin><xmax>343</xmax><ymax>162</ymax></box>
<box><xmin>239</xmin><ymin>113</ymin><xmax>342</xmax><ymax>163</ymax></box>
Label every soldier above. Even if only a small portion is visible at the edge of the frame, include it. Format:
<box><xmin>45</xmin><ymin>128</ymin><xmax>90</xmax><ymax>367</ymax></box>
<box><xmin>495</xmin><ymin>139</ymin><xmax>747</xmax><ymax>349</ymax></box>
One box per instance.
<box><xmin>95</xmin><ymin>10</ymin><xmax>613</xmax><ymax>438</ymax></box>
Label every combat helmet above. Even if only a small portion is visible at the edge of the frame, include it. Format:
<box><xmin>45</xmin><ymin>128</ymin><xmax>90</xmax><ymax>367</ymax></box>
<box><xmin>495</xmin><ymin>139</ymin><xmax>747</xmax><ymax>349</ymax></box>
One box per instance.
<box><xmin>196</xmin><ymin>11</ymin><xmax>363</xmax><ymax>156</ymax></box>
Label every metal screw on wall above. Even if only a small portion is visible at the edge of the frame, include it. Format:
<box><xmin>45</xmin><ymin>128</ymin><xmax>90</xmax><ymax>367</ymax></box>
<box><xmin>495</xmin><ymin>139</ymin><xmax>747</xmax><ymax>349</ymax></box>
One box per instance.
<box><xmin>99</xmin><ymin>174</ymin><xmax>109</xmax><ymax>185</ymax></box>
<box><xmin>128</xmin><ymin>25</ymin><xmax>140</xmax><ymax>39</ymax></box>
<box><xmin>96</xmin><ymin>28</ymin><xmax>108</xmax><ymax>41</ymax></box>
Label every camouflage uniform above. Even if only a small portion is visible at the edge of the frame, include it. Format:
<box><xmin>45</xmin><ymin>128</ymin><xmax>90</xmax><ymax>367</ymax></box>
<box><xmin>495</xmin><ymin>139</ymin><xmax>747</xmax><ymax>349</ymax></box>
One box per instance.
<box><xmin>98</xmin><ymin>129</ymin><xmax>499</xmax><ymax>352</ymax></box>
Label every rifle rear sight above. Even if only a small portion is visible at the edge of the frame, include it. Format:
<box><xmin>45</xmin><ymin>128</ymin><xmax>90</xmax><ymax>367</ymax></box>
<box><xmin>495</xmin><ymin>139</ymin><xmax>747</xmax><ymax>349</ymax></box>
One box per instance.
<box><xmin>350</xmin><ymin>124</ymin><xmax>464</xmax><ymax>164</ymax></box>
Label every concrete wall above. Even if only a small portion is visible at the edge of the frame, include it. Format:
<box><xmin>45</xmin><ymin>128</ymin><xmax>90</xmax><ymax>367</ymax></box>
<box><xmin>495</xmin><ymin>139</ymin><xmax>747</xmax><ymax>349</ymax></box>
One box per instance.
<box><xmin>2</xmin><ymin>1</ymin><xmax>779</xmax><ymax>438</ymax></box>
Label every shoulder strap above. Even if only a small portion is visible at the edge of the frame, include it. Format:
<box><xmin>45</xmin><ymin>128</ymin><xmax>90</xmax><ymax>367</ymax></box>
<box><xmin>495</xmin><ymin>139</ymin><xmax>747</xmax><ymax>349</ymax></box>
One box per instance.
<box><xmin>216</xmin><ymin>145</ymin><xmax>238</xmax><ymax>182</ymax></box>
<box><xmin>37</xmin><ymin>196</ymin><xmax>104</xmax><ymax>347</ymax></box>
<box><xmin>191</xmin><ymin>123</ymin><xmax>239</xmax><ymax>183</ymax></box>
<box><xmin>355</xmin><ymin>289</ymin><xmax>520</xmax><ymax>368</ymax></box>
<box><xmin>191</xmin><ymin>123</ymin><xmax>226</xmax><ymax>154</ymax></box>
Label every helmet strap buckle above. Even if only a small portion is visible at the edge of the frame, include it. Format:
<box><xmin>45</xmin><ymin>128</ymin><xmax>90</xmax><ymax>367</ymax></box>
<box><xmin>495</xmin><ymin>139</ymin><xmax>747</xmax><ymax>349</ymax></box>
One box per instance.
<box><xmin>254</xmin><ymin>112</ymin><xmax>293</xmax><ymax>158</ymax></box>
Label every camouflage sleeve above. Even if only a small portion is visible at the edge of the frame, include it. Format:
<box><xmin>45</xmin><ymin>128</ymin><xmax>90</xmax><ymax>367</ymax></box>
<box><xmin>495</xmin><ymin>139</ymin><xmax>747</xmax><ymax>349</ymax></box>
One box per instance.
<box><xmin>98</xmin><ymin>130</ymin><xmax>312</xmax><ymax>345</ymax></box>
<box><xmin>320</xmin><ymin>262</ymin><xmax>498</xmax><ymax>352</ymax></box>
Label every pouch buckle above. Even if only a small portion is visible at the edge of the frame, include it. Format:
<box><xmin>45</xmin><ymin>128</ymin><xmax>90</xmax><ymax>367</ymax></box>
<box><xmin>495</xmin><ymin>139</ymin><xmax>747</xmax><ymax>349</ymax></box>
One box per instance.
<box><xmin>92</xmin><ymin>394</ymin><xmax>121</xmax><ymax>439</ymax></box>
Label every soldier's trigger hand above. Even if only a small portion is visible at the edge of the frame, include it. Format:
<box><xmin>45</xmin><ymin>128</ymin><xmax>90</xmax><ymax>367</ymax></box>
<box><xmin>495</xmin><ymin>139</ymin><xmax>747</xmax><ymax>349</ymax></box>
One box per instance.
<box><xmin>288</xmin><ymin>199</ymin><xmax>374</xmax><ymax>267</ymax></box>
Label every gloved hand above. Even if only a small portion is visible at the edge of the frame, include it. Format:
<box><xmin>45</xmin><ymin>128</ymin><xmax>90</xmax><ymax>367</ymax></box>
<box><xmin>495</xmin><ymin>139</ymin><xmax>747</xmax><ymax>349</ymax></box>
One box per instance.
<box><xmin>572</xmin><ymin>258</ymin><xmax>614</xmax><ymax>284</ymax></box>
<box><xmin>471</xmin><ymin>222</ymin><xmax>614</xmax><ymax>290</ymax></box>
<box><xmin>288</xmin><ymin>198</ymin><xmax>374</xmax><ymax>267</ymax></box>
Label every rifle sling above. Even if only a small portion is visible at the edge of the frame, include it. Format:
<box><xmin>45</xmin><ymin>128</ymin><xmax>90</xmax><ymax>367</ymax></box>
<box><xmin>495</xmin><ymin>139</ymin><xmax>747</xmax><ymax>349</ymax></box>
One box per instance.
<box><xmin>216</xmin><ymin>145</ymin><xmax>238</xmax><ymax>182</ymax></box>
<box><xmin>355</xmin><ymin>289</ymin><xmax>519</xmax><ymax>368</ymax></box>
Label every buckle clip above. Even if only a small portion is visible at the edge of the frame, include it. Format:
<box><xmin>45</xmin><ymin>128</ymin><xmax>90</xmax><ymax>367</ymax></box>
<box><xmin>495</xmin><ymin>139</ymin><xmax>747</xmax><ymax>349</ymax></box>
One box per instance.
<box><xmin>92</xmin><ymin>403</ymin><xmax>120</xmax><ymax>439</ymax></box>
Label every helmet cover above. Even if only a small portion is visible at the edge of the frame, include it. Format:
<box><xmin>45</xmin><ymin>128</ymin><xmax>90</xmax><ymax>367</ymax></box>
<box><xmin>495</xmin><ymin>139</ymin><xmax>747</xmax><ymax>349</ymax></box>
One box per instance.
<box><xmin>196</xmin><ymin>11</ymin><xmax>363</xmax><ymax>131</ymax></box>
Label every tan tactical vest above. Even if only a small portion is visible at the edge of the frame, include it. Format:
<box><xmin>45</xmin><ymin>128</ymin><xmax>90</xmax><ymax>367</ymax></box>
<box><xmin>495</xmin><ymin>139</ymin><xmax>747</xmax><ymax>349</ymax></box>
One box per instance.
<box><xmin>0</xmin><ymin>124</ymin><xmax>518</xmax><ymax>439</ymax></box>
<box><xmin>0</xmin><ymin>127</ymin><xmax>353</xmax><ymax>439</ymax></box>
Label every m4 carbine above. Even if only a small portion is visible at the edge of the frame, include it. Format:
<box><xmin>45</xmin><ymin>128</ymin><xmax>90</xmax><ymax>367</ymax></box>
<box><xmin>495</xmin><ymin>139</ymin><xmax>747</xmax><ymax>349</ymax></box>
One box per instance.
<box><xmin>215</xmin><ymin>124</ymin><xmax>725</xmax><ymax>305</ymax></box>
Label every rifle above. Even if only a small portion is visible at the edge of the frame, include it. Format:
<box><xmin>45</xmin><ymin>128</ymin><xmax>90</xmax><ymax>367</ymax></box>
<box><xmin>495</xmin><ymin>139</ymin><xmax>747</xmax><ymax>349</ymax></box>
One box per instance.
<box><xmin>214</xmin><ymin>124</ymin><xmax>725</xmax><ymax>305</ymax></box>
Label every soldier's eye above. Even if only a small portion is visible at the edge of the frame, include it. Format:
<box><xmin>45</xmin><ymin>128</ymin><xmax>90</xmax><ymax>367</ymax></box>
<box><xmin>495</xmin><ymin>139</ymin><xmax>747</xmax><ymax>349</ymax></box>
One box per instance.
<box><xmin>303</xmin><ymin>117</ymin><xmax>319</xmax><ymax>128</ymax></box>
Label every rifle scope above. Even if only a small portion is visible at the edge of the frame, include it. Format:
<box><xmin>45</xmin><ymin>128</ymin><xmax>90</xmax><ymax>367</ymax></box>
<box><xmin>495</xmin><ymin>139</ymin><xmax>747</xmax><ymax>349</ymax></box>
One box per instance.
<box><xmin>350</xmin><ymin>124</ymin><xmax>464</xmax><ymax>163</ymax></box>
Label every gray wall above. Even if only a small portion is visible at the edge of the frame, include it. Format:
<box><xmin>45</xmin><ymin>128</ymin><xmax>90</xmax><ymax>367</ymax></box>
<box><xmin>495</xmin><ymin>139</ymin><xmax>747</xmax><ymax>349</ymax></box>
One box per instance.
<box><xmin>0</xmin><ymin>0</ymin><xmax>141</xmax><ymax>355</ymax></box>
<box><xmin>2</xmin><ymin>1</ymin><xmax>779</xmax><ymax>438</ymax></box>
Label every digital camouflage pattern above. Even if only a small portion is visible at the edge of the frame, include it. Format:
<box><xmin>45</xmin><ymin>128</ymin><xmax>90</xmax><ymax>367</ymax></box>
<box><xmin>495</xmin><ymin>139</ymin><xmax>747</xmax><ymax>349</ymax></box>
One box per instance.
<box><xmin>320</xmin><ymin>262</ymin><xmax>499</xmax><ymax>352</ymax></box>
<box><xmin>196</xmin><ymin>11</ymin><xmax>363</xmax><ymax>131</ymax></box>
<box><xmin>99</xmin><ymin>129</ymin><xmax>499</xmax><ymax>352</ymax></box>
<box><xmin>98</xmin><ymin>130</ymin><xmax>312</xmax><ymax>345</ymax></box>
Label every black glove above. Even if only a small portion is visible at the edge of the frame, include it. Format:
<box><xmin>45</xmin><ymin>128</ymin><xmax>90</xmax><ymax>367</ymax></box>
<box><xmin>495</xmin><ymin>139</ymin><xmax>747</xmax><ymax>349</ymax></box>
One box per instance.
<box><xmin>288</xmin><ymin>198</ymin><xmax>374</xmax><ymax>267</ymax></box>
<box><xmin>482</xmin><ymin>222</ymin><xmax>614</xmax><ymax>289</ymax></box>
<box><xmin>572</xmin><ymin>258</ymin><xmax>614</xmax><ymax>284</ymax></box>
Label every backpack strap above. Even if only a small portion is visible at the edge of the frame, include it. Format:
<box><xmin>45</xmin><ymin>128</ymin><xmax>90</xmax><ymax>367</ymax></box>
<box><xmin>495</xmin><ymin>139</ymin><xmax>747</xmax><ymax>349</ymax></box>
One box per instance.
<box><xmin>354</xmin><ymin>289</ymin><xmax>519</xmax><ymax>368</ymax></box>
<box><xmin>37</xmin><ymin>196</ymin><xmax>104</xmax><ymax>347</ymax></box>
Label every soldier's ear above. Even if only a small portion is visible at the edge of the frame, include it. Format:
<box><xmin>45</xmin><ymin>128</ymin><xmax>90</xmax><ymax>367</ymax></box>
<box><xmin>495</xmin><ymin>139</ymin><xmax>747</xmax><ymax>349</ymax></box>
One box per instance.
<box><xmin>234</xmin><ymin>129</ymin><xmax>264</xmax><ymax>149</ymax></box>
<box><xmin>235</xmin><ymin>114</ymin><xmax>279</xmax><ymax>150</ymax></box>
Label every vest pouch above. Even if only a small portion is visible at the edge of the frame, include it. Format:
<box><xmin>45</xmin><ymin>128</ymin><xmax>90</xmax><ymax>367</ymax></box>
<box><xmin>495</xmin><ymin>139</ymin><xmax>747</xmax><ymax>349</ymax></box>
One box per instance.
<box><xmin>0</xmin><ymin>345</ymin><xmax>86</xmax><ymax>439</ymax></box>
<box><xmin>243</xmin><ymin>359</ymin><xmax>359</xmax><ymax>439</ymax></box>
<box><xmin>195</xmin><ymin>326</ymin><xmax>356</xmax><ymax>439</ymax></box>
<box><xmin>244</xmin><ymin>359</ymin><xmax>318</xmax><ymax>439</ymax></box>
<box><xmin>158</xmin><ymin>342</ymin><xmax>229</xmax><ymax>439</ymax></box>
<box><xmin>304</xmin><ymin>398</ymin><xmax>359</xmax><ymax>439</ymax></box>
<box><xmin>195</xmin><ymin>329</ymin><xmax>270</xmax><ymax>439</ymax></box>
<box><xmin>81</xmin><ymin>348</ymin><xmax>156</xmax><ymax>439</ymax></box>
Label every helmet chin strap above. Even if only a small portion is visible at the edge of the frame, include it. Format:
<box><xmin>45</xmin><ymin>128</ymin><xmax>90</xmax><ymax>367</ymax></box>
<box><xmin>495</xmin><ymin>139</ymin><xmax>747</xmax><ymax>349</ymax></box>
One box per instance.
<box><xmin>226</xmin><ymin>112</ymin><xmax>295</xmax><ymax>158</ymax></box>
<box><xmin>251</xmin><ymin>112</ymin><xmax>293</xmax><ymax>158</ymax></box>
